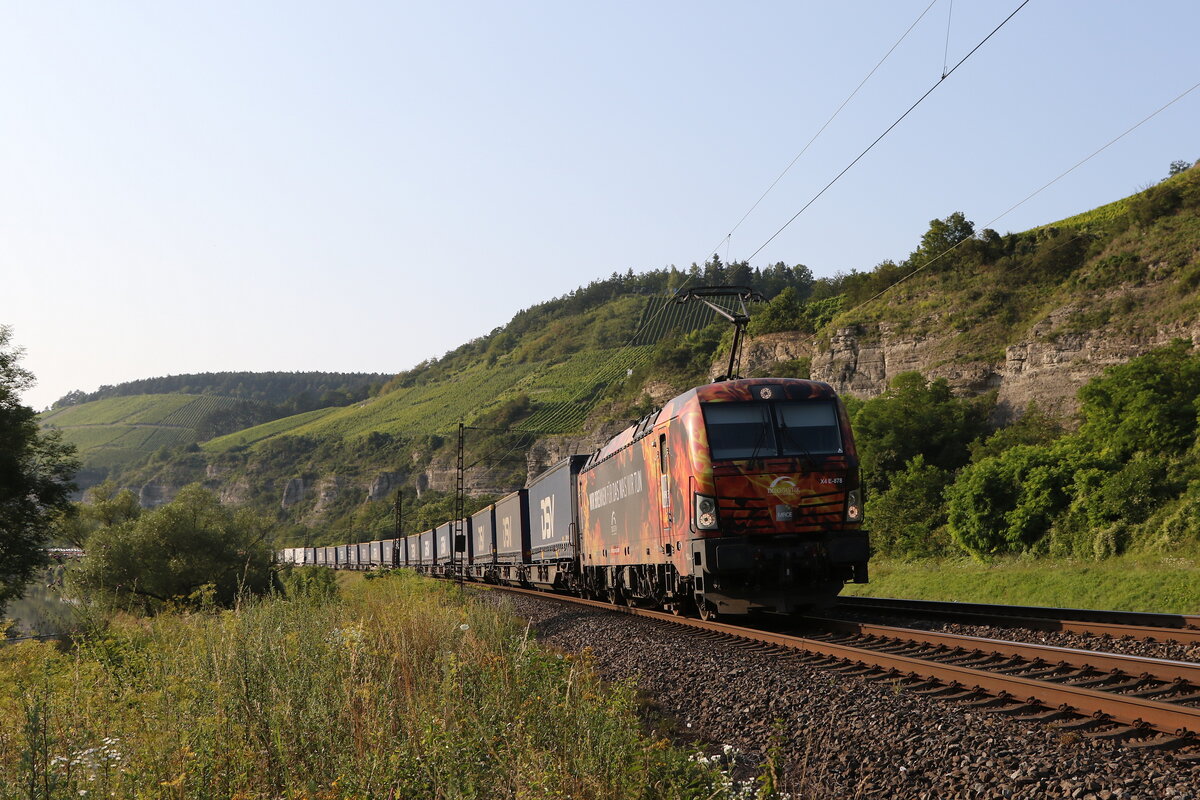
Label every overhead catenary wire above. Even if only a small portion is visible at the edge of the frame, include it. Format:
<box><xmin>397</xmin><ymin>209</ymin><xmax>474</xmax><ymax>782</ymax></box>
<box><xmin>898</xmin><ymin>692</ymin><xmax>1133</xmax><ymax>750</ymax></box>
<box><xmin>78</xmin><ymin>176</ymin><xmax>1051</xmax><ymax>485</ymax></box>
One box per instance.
<box><xmin>490</xmin><ymin>4</ymin><xmax>958</xmax><ymax>442</ymax></box>
<box><xmin>844</xmin><ymin>77</ymin><xmax>1200</xmax><ymax>315</ymax></box>
<box><xmin>747</xmin><ymin>0</ymin><xmax>1031</xmax><ymax>263</ymax></box>
<box><xmin>458</xmin><ymin>0</ymin><xmax>1029</xmax><ymax>445</ymax></box>
<box><xmin>707</xmin><ymin>0</ymin><xmax>940</xmax><ymax>261</ymax></box>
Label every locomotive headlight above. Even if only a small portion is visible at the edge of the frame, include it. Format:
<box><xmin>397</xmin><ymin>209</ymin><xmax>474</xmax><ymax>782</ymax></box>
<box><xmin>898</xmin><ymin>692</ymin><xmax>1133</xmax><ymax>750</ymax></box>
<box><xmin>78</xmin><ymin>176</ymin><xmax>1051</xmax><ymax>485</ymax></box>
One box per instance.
<box><xmin>694</xmin><ymin>494</ymin><xmax>720</xmax><ymax>531</ymax></box>
<box><xmin>846</xmin><ymin>489</ymin><xmax>863</xmax><ymax>522</ymax></box>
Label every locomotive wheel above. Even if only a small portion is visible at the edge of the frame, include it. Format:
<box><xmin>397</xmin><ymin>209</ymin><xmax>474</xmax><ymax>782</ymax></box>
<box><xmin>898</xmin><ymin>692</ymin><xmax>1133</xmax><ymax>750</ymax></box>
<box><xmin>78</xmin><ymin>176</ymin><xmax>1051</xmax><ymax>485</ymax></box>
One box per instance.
<box><xmin>697</xmin><ymin>600</ymin><xmax>719</xmax><ymax>622</ymax></box>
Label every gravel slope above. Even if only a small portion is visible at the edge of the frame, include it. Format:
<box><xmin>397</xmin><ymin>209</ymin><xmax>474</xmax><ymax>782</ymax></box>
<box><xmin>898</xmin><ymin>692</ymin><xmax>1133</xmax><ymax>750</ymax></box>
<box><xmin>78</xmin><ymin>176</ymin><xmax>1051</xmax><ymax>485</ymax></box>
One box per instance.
<box><xmin>490</xmin><ymin>591</ymin><xmax>1200</xmax><ymax>800</ymax></box>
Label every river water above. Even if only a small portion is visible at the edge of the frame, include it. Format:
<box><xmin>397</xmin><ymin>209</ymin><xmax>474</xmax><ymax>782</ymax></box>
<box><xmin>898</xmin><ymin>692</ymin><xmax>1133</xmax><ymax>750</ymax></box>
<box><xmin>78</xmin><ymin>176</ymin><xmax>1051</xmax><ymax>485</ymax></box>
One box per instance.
<box><xmin>4</xmin><ymin>566</ymin><xmax>75</xmax><ymax>639</ymax></box>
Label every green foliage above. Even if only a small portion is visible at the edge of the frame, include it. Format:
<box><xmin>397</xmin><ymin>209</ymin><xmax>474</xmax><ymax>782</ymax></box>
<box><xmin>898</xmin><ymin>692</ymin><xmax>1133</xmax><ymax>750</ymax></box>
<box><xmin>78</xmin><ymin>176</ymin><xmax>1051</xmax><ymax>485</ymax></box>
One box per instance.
<box><xmin>53</xmin><ymin>481</ymin><xmax>141</xmax><ymax>548</ymax></box>
<box><xmin>865</xmin><ymin>456</ymin><xmax>952</xmax><ymax>558</ymax></box>
<box><xmin>278</xmin><ymin>564</ymin><xmax>339</xmax><ymax>599</ymax></box>
<box><xmin>850</xmin><ymin>372</ymin><xmax>991</xmax><ymax>491</ymax></box>
<box><xmin>0</xmin><ymin>573</ymin><xmax>752</xmax><ymax>798</ymax></box>
<box><xmin>945</xmin><ymin>441</ymin><xmax>1091</xmax><ymax>558</ymax></box>
<box><xmin>747</xmin><ymin>287</ymin><xmax>805</xmax><ymax>335</ymax></box>
<box><xmin>938</xmin><ymin>342</ymin><xmax>1200</xmax><ymax>561</ymax></box>
<box><xmin>1129</xmin><ymin>181</ymin><xmax>1182</xmax><ymax>228</ymax></box>
<box><xmin>968</xmin><ymin>405</ymin><xmax>1064</xmax><ymax>461</ymax></box>
<box><xmin>1077</xmin><ymin>338</ymin><xmax>1200</xmax><ymax>458</ymax></box>
<box><xmin>906</xmin><ymin>212</ymin><xmax>975</xmax><ymax>271</ymax></box>
<box><xmin>0</xmin><ymin>326</ymin><xmax>79</xmax><ymax>610</ymax></box>
<box><xmin>51</xmin><ymin>370</ymin><xmax>387</xmax><ymax>409</ymax></box>
<box><xmin>69</xmin><ymin>484</ymin><xmax>277</xmax><ymax>612</ymax></box>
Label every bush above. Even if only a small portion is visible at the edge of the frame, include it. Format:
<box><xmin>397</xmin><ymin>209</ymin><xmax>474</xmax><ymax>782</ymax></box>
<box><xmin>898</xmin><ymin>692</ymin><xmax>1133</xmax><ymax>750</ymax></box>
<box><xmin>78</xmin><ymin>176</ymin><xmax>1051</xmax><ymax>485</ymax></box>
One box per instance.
<box><xmin>865</xmin><ymin>456</ymin><xmax>952</xmax><ymax>558</ymax></box>
<box><xmin>946</xmin><ymin>441</ymin><xmax>1095</xmax><ymax>559</ymax></box>
<box><xmin>851</xmin><ymin>372</ymin><xmax>991</xmax><ymax>491</ymax></box>
<box><xmin>69</xmin><ymin>484</ymin><xmax>277</xmax><ymax>613</ymax></box>
<box><xmin>1078</xmin><ymin>339</ymin><xmax>1200</xmax><ymax>458</ymax></box>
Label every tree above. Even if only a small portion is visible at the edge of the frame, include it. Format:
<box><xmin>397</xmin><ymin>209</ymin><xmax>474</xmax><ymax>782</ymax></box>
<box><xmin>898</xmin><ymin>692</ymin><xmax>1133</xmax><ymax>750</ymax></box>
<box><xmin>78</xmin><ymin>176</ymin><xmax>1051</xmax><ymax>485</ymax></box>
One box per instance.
<box><xmin>1077</xmin><ymin>339</ymin><xmax>1200</xmax><ymax>458</ymax></box>
<box><xmin>54</xmin><ymin>481</ymin><xmax>141</xmax><ymax>548</ymax></box>
<box><xmin>945</xmin><ymin>441</ymin><xmax>1089</xmax><ymax>559</ymax></box>
<box><xmin>0</xmin><ymin>325</ymin><xmax>78</xmax><ymax>609</ymax></box>
<box><xmin>850</xmin><ymin>372</ymin><xmax>991</xmax><ymax>491</ymax></box>
<box><xmin>1168</xmin><ymin>160</ymin><xmax>1192</xmax><ymax>177</ymax></box>
<box><xmin>69</xmin><ymin>484</ymin><xmax>277</xmax><ymax>612</ymax></box>
<box><xmin>907</xmin><ymin>212</ymin><xmax>975</xmax><ymax>269</ymax></box>
<box><xmin>865</xmin><ymin>455</ymin><xmax>953</xmax><ymax>558</ymax></box>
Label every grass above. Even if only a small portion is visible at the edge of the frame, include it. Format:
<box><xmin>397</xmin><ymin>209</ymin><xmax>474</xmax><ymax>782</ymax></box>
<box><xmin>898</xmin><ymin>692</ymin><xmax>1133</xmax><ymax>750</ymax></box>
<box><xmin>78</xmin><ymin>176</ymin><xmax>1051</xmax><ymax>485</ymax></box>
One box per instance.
<box><xmin>843</xmin><ymin>555</ymin><xmax>1200</xmax><ymax>613</ymax></box>
<box><xmin>41</xmin><ymin>394</ymin><xmax>243</xmax><ymax>467</ymax></box>
<box><xmin>0</xmin><ymin>571</ymin><xmax>768</xmax><ymax>799</ymax></box>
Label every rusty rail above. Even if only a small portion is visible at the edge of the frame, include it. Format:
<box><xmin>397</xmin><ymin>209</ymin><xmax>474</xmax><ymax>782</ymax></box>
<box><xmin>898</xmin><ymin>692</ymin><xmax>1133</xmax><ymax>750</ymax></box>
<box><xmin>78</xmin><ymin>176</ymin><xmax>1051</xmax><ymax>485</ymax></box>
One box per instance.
<box><xmin>835</xmin><ymin>596</ymin><xmax>1200</xmax><ymax>645</ymax></box>
<box><xmin>486</xmin><ymin>586</ymin><xmax>1200</xmax><ymax>741</ymax></box>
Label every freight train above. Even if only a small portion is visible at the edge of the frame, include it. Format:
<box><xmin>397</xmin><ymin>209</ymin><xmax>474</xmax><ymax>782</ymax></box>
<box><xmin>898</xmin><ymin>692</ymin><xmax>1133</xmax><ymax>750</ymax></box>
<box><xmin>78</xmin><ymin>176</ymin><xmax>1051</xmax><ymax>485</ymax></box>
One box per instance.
<box><xmin>279</xmin><ymin>378</ymin><xmax>869</xmax><ymax>617</ymax></box>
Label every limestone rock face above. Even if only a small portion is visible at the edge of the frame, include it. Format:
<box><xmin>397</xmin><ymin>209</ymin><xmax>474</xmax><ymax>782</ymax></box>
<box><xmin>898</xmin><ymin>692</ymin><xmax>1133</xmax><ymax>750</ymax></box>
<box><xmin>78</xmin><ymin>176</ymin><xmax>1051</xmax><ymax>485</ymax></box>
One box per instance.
<box><xmin>138</xmin><ymin>482</ymin><xmax>176</xmax><ymax>508</ymax></box>
<box><xmin>794</xmin><ymin>307</ymin><xmax>1199</xmax><ymax>421</ymax></box>
<box><xmin>219</xmin><ymin>477</ymin><xmax>255</xmax><ymax>506</ymax></box>
<box><xmin>368</xmin><ymin>471</ymin><xmax>405</xmax><ymax>502</ymax></box>
<box><xmin>308</xmin><ymin>477</ymin><xmax>344</xmax><ymax>519</ymax></box>
<box><xmin>998</xmin><ymin>317</ymin><xmax>1200</xmax><ymax>420</ymax></box>
<box><xmin>281</xmin><ymin>477</ymin><xmax>308</xmax><ymax>509</ymax></box>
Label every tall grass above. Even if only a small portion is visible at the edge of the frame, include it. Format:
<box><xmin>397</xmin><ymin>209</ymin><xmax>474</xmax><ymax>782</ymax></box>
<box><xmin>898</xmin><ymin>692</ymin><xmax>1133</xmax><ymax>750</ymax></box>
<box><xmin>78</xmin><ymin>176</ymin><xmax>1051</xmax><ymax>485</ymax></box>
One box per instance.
<box><xmin>843</xmin><ymin>555</ymin><xmax>1200</xmax><ymax>613</ymax></box>
<box><xmin>0</xmin><ymin>572</ymin><xmax>756</xmax><ymax>799</ymax></box>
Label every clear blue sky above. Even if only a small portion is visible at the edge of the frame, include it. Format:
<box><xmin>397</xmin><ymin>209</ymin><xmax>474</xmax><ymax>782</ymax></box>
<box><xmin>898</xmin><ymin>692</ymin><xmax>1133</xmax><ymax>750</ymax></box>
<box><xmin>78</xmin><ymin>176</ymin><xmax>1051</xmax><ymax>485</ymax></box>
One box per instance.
<box><xmin>4</xmin><ymin>1</ymin><xmax>1198</xmax><ymax>411</ymax></box>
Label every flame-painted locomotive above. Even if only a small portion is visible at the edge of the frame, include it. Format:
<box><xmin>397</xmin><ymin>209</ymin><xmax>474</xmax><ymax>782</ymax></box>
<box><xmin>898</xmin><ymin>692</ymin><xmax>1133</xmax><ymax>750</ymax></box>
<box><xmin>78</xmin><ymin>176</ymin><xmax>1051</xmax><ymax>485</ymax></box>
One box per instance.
<box><xmin>280</xmin><ymin>377</ymin><xmax>869</xmax><ymax>617</ymax></box>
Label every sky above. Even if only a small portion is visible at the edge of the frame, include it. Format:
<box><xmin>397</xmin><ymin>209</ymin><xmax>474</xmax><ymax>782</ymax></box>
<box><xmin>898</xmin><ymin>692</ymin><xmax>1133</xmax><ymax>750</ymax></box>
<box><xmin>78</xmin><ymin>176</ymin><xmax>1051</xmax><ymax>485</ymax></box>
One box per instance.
<box><xmin>3</xmin><ymin>1</ymin><xmax>1198</xmax><ymax>411</ymax></box>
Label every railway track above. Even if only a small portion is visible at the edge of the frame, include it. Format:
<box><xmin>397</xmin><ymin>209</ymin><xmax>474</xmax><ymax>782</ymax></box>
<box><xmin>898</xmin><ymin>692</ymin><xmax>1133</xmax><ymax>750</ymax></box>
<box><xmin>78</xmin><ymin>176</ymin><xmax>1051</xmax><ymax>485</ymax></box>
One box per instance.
<box><xmin>488</xmin><ymin>586</ymin><xmax>1200</xmax><ymax>757</ymax></box>
<box><xmin>834</xmin><ymin>595</ymin><xmax>1200</xmax><ymax>645</ymax></box>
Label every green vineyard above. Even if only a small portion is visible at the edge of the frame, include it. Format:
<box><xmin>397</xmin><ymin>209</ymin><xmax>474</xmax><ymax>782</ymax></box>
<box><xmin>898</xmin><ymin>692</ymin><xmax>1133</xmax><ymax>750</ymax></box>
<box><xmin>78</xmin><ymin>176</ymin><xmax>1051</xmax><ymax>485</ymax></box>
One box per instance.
<box><xmin>203</xmin><ymin>345</ymin><xmax>654</xmax><ymax>454</ymax></box>
<box><xmin>41</xmin><ymin>394</ymin><xmax>243</xmax><ymax>468</ymax></box>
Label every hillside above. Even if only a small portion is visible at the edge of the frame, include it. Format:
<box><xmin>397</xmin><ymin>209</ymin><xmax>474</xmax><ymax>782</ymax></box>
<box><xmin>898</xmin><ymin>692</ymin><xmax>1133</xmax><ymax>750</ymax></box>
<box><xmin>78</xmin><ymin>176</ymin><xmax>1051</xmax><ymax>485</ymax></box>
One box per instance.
<box><xmin>41</xmin><ymin>371</ymin><xmax>395</xmax><ymax>487</ymax></box>
<box><xmin>54</xmin><ymin>161</ymin><xmax>1200</xmax><ymax>543</ymax></box>
<box><xmin>39</xmin><ymin>394</ymin><xmax>242</xmax><ymax>480</ymax></box>
<box><xmin>51</xmin><ymin>370</ymin><xmax>390</xmax><ymax>409</ymax></box>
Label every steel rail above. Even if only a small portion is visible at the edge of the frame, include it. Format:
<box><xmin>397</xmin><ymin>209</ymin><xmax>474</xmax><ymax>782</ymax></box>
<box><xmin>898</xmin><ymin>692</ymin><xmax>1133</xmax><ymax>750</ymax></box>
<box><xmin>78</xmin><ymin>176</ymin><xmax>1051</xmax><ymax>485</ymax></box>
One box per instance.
<box><xmin>836</xmin><ymin>596</ymin><xmax>1200</xmax><ymax>644</ymax></box>
<box><xmin>485</xmin><ymin>586</ymin><xmax>1200</xmax><ymax>738</ymax></box>
<box><xmin>805</xmin><ymin>617</ymin><xmax>1200</xmax><ymax>685</ymax></box>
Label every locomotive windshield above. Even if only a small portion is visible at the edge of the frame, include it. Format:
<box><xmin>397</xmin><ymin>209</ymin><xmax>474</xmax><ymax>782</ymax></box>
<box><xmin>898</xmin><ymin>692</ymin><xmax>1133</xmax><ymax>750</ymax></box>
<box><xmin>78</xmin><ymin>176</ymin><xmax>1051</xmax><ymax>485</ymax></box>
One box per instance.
<box><xmin>703</xmin><ymin>400</ymin><xmax>842</xmax><ymax>460</ymax></box>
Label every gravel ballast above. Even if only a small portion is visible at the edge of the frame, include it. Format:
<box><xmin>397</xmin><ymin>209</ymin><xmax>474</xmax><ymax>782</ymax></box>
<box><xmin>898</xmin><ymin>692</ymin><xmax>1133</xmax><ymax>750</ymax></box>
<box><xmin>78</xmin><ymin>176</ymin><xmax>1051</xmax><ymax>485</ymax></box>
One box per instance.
<box><xmin>488</xmin><ymin>591</ymin><xmax>1200</xmax><ymax>799</ymax></box>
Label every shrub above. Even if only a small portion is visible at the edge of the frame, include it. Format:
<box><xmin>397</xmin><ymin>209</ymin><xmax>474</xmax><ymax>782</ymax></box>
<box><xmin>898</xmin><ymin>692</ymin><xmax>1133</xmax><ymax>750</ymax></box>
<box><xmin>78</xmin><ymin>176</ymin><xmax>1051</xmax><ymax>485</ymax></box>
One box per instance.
<box><xmin>865</xmin><ymin>456</ymin><xmax>952</xmax><ymax>558</ymax></box>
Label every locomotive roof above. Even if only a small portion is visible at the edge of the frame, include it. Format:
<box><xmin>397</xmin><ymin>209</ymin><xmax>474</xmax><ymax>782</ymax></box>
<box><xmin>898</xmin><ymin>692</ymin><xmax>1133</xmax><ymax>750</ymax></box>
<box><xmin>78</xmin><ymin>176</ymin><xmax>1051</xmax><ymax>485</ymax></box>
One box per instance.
<box><xmin>587</xmin><ymin>377</ymin><xmax>840</xmax><ymax>467</ymax></box>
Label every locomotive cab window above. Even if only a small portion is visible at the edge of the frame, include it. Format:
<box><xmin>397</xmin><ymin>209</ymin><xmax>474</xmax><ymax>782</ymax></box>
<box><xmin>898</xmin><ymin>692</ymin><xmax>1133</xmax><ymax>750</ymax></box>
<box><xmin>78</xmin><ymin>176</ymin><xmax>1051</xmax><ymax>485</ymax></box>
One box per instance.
<box><xmin>702</xmin><ymin>400</ymin><xmax>842</xmax><ymax>460</ymax></box>
<box><xmin>702</xmin><ymin>403</ymin><xmax>777</xmax><ymax>460</ymax></box>
<box><xmin>776</xmin><ymin>401</ymin><xmax>842</xmax><ymax>455</ymax></box>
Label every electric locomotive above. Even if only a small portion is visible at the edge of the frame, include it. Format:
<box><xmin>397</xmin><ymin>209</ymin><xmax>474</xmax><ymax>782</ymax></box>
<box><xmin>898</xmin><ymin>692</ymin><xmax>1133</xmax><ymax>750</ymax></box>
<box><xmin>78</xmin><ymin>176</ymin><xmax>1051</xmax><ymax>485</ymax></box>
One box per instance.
<box><xmin>578</xmin><ymin>377</ymin><xmax>867</xmax><ymax>617</ymax></box>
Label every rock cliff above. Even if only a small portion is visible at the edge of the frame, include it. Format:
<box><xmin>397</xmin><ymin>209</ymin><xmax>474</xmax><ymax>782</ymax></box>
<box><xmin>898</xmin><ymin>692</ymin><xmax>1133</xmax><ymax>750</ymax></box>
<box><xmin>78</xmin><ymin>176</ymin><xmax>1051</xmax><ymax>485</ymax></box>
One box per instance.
<box><xmin>744</xmin><ymin>308</ymin><xmax>1200</xmax><ymax>421</ymax></box>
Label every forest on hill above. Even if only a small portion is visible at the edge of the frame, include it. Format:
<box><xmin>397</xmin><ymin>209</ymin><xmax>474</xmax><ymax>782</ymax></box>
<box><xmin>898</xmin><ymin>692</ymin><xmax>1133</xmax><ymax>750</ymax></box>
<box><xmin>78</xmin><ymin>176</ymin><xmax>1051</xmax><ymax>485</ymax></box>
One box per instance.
<box><xmin>49</xmin><ymin>161</ymin><xmax>1200</xmax><ymax>560</ymax></box>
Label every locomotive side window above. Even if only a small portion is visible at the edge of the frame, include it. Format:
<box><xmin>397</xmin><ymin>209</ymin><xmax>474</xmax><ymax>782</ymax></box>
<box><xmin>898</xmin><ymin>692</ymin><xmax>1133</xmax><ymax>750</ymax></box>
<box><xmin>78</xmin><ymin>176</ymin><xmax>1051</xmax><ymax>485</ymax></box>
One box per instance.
<box><xmin>703</xmin><ymin>404</ymin><xmax>777</xmax><ymax>460</ymax></box>
<box><xmin>776</xmin><ymin>401</ymin><xmax>842</xmax><ymax>455</ymax></box>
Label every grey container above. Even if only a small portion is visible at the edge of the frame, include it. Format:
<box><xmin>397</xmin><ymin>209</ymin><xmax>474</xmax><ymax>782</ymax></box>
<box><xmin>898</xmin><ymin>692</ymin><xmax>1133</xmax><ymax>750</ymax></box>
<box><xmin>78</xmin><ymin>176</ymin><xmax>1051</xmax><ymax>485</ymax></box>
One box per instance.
<box><xmin>419</xmin><ymin>529</ymin><xmax>435</xmax><ymax>564</ymax></box>
<box><xmin>471</xmin><ymin>505</ymin><xmax>495</xmax><ymax>565</ymax></box>
<box><xmin>435</xmin><ymin>522</ymin><xmax>454</xmax><ymax>566</ymax></box>
<box><xmin>494</xmin><ymin>489</ymin><xmax>530</xmax><ymax>563</ymax></box>
<box><xmin>526</xmin><ymin>455</ymin><xmax>588</xmax><ymax>563</ymax></box>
